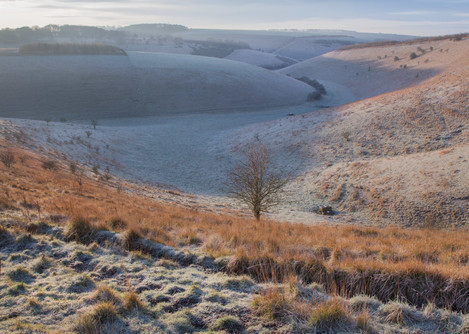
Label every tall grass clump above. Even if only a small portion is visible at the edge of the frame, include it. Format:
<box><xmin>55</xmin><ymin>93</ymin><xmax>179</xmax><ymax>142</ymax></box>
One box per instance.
<box><xmin>75</xmin><ymin>302</ymin><xmax>118</xmax><ymax>334</ymax></box>
<box><xmin>64</xmin><ymin>217</ymin><xmax>97</xmax><ymax>244</ymax></box>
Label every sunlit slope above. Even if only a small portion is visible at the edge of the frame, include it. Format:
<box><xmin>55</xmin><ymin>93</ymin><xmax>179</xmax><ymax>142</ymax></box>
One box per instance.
<box><xmin>229</xmin><ymin>37</ymin><xmax>469</xmax><ymax>227</ymax></box>
<box><xmin>280</xmin><ymin>38</ymin><xmax>469</xmax><ymax>102</ymax></box>
<box><xmin>0</xmin><ymin>52</ymin><xmax>312</xmax><ymax>120</ymax></box>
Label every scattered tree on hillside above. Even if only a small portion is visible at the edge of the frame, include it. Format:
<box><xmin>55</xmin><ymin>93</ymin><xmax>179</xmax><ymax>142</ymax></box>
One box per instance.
<box><xmin>227</xmin><ymin>144</ymin><xmax>290</xmax><ymax>220</ymax></box>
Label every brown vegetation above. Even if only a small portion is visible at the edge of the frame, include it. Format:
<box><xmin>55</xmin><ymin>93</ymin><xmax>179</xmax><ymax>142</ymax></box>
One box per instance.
<box><xmin>2</xmin><ymin>139</ymin><xmax>469</xmax><ymax>311</ymax></box>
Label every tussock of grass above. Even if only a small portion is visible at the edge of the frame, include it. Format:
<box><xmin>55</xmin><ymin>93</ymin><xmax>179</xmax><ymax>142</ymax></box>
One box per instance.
<box><xmin>122</xmin><ymin>291</ymin><xmax>145</xmax><ymax>313</ymax></box>
<box><xmin>68</xmin><ymin>274</ymin><xmax>95</xmax><ymax>293</ymax></box>
<box><xmin>26</xmin><ymin>221</ymin><xmax>51</xmax><ymax>234</ymax></box>
<box><xmin>64</xmin><ymin>217</ymin><xmax>96</xmax><ymax>244</ymax></box>
<box><xmin>349</xmin><ymin>295</ymin><xmax>382</xmax><ymax>312</ymax></box>
<box><xmin>223</xmin><ymin>275</ymin><xmax>254</xmax><ymax>292</ymax></box>
<box><xmin>108</xmin><ymin>217</ymin><xmax>127</xmax><ymax>230</ymax></box>
<box><xmin>7</xmin><ymin>266</ymin><xmax>34</xmax><ymax>282</ymax></box>
<box><xmin>253</xmin><ymin>288</ymin><xmax>291</xmax><ymax>320</ymax></box>
<box><xmin>156</xmin><ymin>258</ymin><xmax>180</xmax><ymax>269</ymax></box>
<box><xmin>32</xmin><ymin>255</ymin><xmax>52</xmax><ymax>273</ymax></box>
<box><xmin>309</xmin><ymin>299</ymin><xmax>350</xmax><ymax>331</ymax></box>
<box><xmin>121</xmin><ymin>229</ymin><xmax>142</xmax><ymax>251</ymax></box>
<box><xmin>27</xmin><ymin>297</ymin><xmax>41</xmax><ymax>309</ymax></box>
<box><xmin>165</xmin><ymin>310</ymin><xmax>197</xmax><ymax>334</ymax></box>
<box><xmin>213</xmin><ymin>315</ymin><xmax>245</xmax><ymax>333</ymax></box>
<box><xmin>8</xmin><ymin>282</ymin><xmax>27</xmax><ymax>296</ymax></box>
<box><xmin>92</xmin><ymin>285</ymin><xmax>121</xmax><ymax>305</ymax></box>
<box><xmin>379</xmin><ymin>301</ymin><xmax>424</xmax><ymax>325</ymax></box>
<box><xmin>75</xmin><ymin>302</ymin><xmax>118</xmax><ymax>334</ymax></box>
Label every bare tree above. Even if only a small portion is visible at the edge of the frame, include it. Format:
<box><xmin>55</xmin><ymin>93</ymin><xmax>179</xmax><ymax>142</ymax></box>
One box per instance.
<box><xmin>227</xmin><ymin>144</ymin><xmax>290</xmax><ymax>220</ymax></box>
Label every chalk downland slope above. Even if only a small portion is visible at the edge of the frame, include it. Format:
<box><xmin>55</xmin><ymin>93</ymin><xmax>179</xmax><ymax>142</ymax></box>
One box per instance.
<box><xmin>0</xmin><ymin>52</ymin><xmax>312</xmax><ymax>121</ymax></box>
<box><xmin>230</xmin><ymin>37</ymin><xmax>469</xmax><ymax>227</ymax></box>
<box><xmin>280</xmin><ymin>37</ymin><xmax>469</xmax><ymax>102</ymax></box>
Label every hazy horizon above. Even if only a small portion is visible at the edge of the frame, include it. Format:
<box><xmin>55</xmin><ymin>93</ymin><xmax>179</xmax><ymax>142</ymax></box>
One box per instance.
<box><xmin>1</xmin><ymin>0</ymin><xmax>468</xmax><ymax>36</ymax></box>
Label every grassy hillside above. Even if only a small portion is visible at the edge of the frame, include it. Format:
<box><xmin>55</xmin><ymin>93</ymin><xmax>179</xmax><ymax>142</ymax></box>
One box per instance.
<box><xmin>228</xmin><ymin>36</ymin><xmax>469</xmax><ymax>228</ymax></box>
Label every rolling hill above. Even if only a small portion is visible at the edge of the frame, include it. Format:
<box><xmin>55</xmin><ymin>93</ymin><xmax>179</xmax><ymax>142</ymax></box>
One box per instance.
<box><xmin>0</xmin><ymin>52</ymin><xmax>312</xmax><ymax>121</ymax></box>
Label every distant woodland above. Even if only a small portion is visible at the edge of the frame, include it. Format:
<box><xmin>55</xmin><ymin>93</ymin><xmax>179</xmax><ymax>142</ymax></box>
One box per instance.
<box><xmin>18</xmin><ymin>42</ymin><xmax>127</xmax><ymax>55</ymax></box>
<box><xmin>0</xmin><ymin>24</ymin><xmax>188</xmax><ymax>46</ymax></box>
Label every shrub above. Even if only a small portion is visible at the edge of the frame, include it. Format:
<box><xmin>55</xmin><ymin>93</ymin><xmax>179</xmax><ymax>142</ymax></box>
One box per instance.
<box><xmin>410</xmin><ymin>52</ymin><xmax>418</xmax><ymax>59</ymax></box>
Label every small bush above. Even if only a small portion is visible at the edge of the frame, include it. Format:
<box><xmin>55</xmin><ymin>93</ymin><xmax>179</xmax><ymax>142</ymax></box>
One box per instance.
<box><xmin>213</xmin><ymin>316</ymin><xmax>245</xmax><ymax>333</ymax></box>
<box><xmin>410</xmin><ymin>52</ymin><xmax>418</xmax><ymax>59</ymax></box>
<box><xmin>75</xmin><ymin>302</ymin><xmax>118</xmax><ymax>334</ymax></box>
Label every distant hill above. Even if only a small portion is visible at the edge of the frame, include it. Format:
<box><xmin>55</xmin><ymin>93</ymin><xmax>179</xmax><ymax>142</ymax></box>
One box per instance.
<box><xmin>119</xmin><ymin>24</ymin><xmax>188</xmax><ymax>37</ymax></box>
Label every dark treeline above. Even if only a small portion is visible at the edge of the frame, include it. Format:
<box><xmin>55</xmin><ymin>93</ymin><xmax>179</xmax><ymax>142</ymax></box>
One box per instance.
<box><xmin>18</xmin><ymin>42</ymin><xmax>127</xmax><ymax>55</ymax></box>
<box><xmin>0</xmin><ymin>24</ymin><xmax>188</xmax><ymax>46</ymax></box>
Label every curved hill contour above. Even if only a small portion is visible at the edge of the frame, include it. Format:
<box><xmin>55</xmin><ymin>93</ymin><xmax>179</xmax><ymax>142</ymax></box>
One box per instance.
<box><xmin>227</xmin><ymin>37</ymin><xmax>469</xmax><ymax>227</ymax></box>
<box><xmin>0</xmin><ymin>52</ymin><xmax>312</xmax><ymax>120</ymax></box>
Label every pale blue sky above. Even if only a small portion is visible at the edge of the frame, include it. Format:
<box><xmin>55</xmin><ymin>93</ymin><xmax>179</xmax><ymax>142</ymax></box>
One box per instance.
<box><xmin>1</xmin><ymin>0</ymin><xmax>468</xmax><ymax>35</ymax></box>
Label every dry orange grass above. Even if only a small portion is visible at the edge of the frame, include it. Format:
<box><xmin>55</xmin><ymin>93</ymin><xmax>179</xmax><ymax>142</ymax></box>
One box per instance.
<box><xmin>1</xmin><ymin>139</ymin><xmax>469</xmax><ymax>283</ymax></box>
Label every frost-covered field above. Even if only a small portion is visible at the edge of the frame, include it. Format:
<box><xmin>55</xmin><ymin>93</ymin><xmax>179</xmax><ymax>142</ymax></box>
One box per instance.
<box><xmin>0</xmin><ymin>52</ymin><xmax>312</xmax><ymax>121</ymax></box>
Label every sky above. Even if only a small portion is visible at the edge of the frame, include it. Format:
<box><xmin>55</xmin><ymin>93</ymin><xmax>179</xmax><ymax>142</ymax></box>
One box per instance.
<box><xmin>1</xmin><ymin>0</ymin><xmax>469</xmax><ymax>36</ymax></box>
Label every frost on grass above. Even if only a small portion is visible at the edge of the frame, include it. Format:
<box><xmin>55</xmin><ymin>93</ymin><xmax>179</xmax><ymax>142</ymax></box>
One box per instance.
<box><xmin>1</xmin><ymin>221</ymin><xmax>469</xmax><ymax>333</ymax></box>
